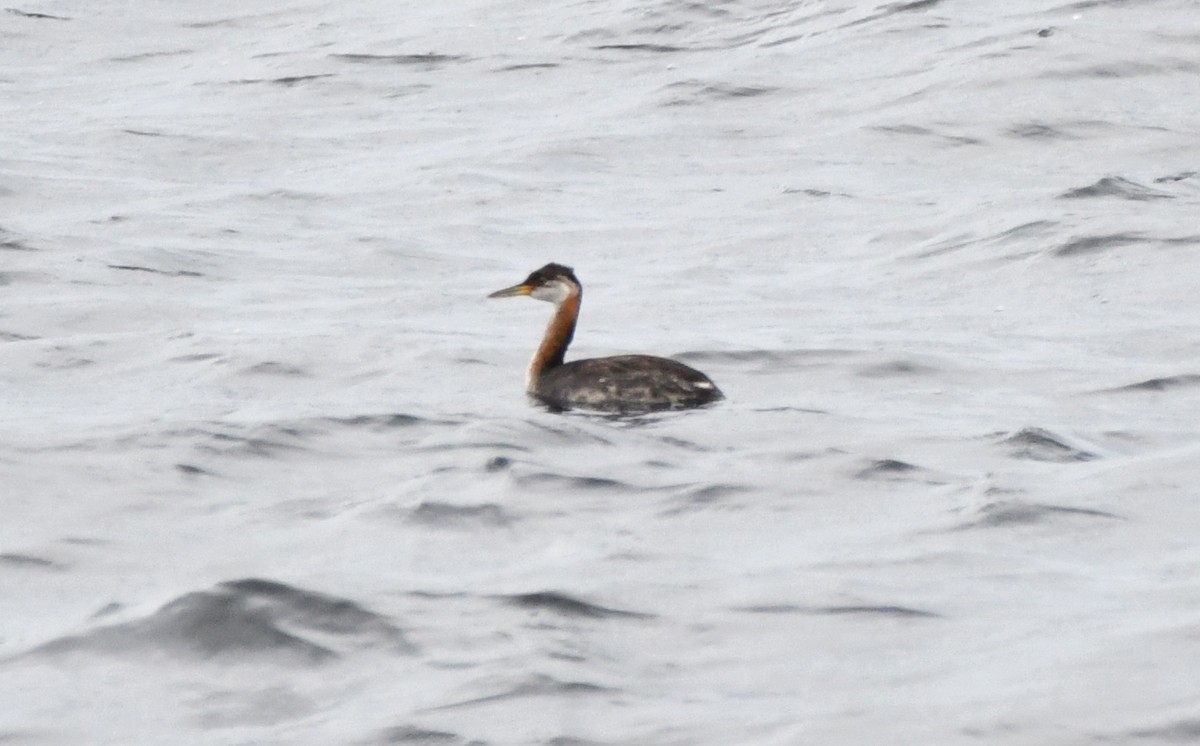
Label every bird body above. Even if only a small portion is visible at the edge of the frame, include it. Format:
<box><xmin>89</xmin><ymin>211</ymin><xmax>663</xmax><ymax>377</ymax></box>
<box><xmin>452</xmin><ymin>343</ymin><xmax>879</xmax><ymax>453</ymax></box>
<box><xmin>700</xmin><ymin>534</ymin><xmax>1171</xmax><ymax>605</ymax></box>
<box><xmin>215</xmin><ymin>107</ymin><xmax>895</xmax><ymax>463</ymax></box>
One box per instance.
<box><xmin>489</xmin><ymin>263</ymin><xmax>722</xmax><ymax>413</ymax></box>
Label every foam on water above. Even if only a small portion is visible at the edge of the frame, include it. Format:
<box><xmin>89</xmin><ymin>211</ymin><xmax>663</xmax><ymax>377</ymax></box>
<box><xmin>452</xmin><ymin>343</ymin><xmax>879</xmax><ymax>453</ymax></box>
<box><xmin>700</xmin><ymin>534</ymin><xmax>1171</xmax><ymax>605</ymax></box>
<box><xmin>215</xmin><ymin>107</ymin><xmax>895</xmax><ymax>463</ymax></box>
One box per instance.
<box><xmin>3</xmin><ymin>0</ymin><xmax>1200</xmax><ymax>744</ymax></box>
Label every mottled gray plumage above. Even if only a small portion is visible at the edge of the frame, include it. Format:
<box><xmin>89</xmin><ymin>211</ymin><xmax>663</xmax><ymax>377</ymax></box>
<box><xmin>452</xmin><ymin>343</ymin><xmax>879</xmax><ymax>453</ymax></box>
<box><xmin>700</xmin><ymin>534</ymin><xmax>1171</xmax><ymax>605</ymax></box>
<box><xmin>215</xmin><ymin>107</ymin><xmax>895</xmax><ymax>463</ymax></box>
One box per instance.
<box><xmin>534</xmin><ymin>354</ymin><xmax>722</xmax><ymax>413</ymax></box>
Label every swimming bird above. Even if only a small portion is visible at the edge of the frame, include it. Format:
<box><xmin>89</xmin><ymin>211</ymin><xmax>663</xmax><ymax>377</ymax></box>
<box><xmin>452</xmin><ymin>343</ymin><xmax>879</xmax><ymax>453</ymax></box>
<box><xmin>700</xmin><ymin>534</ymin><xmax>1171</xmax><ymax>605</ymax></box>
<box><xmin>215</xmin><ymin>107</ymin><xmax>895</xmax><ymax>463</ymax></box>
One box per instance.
<box><xmin>488</xmin><ymin>263</ymin><xmax>723</xmax><ymax>413</ymax></box>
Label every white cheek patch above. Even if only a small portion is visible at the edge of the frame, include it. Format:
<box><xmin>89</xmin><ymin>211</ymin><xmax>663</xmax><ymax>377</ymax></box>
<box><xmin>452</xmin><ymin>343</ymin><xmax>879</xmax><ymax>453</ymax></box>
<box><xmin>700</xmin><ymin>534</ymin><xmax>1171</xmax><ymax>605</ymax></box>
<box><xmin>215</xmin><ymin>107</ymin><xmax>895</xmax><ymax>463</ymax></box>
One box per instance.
<box><xmin>531</xmin><ymin>280</ymin><xmax>573</xmax><ymax>304</ymax></box>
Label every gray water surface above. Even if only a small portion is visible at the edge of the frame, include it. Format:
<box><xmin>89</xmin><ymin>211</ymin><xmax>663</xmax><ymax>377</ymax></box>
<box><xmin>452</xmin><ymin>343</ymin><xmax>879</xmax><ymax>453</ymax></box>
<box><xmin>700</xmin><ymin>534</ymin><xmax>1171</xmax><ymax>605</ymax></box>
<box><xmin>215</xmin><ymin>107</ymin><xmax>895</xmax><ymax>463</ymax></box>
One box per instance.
<box><xmin>3</xmin><ymin>1</ymin><xmax>1200</xmax><ymax>744</ymax></box>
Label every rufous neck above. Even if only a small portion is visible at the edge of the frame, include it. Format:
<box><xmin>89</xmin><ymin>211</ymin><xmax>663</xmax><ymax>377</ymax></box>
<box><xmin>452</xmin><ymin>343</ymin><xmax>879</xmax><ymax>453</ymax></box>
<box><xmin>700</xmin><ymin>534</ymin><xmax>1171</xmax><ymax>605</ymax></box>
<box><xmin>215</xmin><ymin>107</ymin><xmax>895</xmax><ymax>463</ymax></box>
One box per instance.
<box><xmin>526</xmin><ymin>291</ymin><xmax>580</xmax><ymax>390</ymax></box>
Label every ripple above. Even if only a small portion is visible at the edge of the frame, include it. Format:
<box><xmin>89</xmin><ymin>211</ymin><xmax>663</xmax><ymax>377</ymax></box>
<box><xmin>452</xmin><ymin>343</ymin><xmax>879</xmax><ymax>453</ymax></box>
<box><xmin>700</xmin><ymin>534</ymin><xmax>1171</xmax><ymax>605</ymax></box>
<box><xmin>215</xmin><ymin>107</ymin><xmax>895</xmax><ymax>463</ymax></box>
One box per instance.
<box><xmin>1104</xmin><ymin>374</ymin><xmax>1200</xmax><ymax>393</ymax></box>
<box><xmin>0</xmin><ymin>231</ymin><xmax>38</xmax><ymax>251</ymax></box>
<box><xmin>871</xmin><ymin>124</ymin><xmax>983</xmax><ymax>147</ymax></box>
<box><xmin>229</xmin><ymin>74</ymin><xmax>336</xmax><ymax>86</ymax></box>
<box><xmin>856</xmin><ymin>359</ymin><xmax>940</xmax><ymax>377</ymax></box>
<box><xmin>1040</xmin><ymin>60</ymin><xmax>1198</xmax><ymax>79</ymax></box>
<box><xmin>0</xmin><ymin>553</ymin><xmax>63</xmax><ymax>570</ymax></box>
<box><xmin>107</xmin><ymin>263</ymin><xmax>204</xmax><ymax>278</ymax></box>
<box><xmin>1058</xmin><ymin>176</ymin><xmax>1174</xmax><ymax>201</ymax></box>
<box><xmin>781</xmin><ymin>187</ymin><xmax>853</xmax><ymax>198</ymax></box>
<box><xmin>842</xmin><ymin>0</ymin><xmax>946</xmax><ymax>28</ymax></box>
<box><xmin>964</xmin><ymin>500</ymin><xmax>1123</xmax><ymax>528</ymax></box>
<box><xmin>820</xmin><ymin>604</ymin><xmax>941</xmax><ymax>618</ymax></box>
<box><xmin>593</xmin><ymin>43</ymin><xmax>688</xmax><ymax>53</ymax></box>
<box><xmin>6</xmin><ymin>8</ymin><xmax>70</xmax><ymax>20</ymax></box>
<box><xmin>485</xmin><ymin>455</ymin><xmax>512</xmax><ymax>472</ymax></box>
<box><xmin>494</xmin><ymin>62</ymin><xmax>560</xmax><ymax>72</ymax></box>
<box><xmin>1126</xmin><ymin>718</ymin><xmax>1200</xmax><ymax>742</ymax></box>
<box><xmin>365</xmin><ymin>725</ymin><xmax>466</xmax><ymax>745</ymax></box>
<box><xmin>186</xmin><ymin>427</ymin><xmax>308</xmax><ymax>459</ymax></box>
<box><xmin>998</xmin><ymin>427</ymin><xmax>1098</xmax><ymax>462</ymax></box>
<box><xmin>427</xmin><ymin>673</ymin><xmax>615</xmax><ymax>711</ymax></box>
<box><xmin>175</xmin><ymin>463</ymin><xmax>214</xmax><ymax>476</ymax></box>
<box><xmin>242</xmin><ymin>361</ymin><xmax>309</xmax><ymax>377</ymax></box>
<box><xmin>736</xmin><ymin>603</ymin><xmax>940</xmax><ymax>619</ymax></box>
<box><xmin>914</xmin><ymin>219</ymin><xmax>1059</xmax><ymax>260</ymax></box>
<box><xmin>0</xmin><ymin>330</ymin><xmax>39</xmax><ymax>341</ymax></box>
<box><xmin>662</xmin><ymin>79</ymin><xmax>778</xmax><ymax>105</ymax></box>
<box><xmin>331</xmin><ymin>53</ymin><xmax>469</xmax><ymax>67</ymax></box>
<box><xmin>1052</xmin><ymin>232</ymin><xmax>1146</xmax><ymax>257</ymax></box>
<box><xmin>170</xmin><ymin>352</ymin><xmax>223</xmax><ymax>363</ymax></box>
<box><xmin>408</xmin><ymin>501</ymin><xmax>512</xmax><ymax>528</ymax></box>
<box><xmin>854</xmin><ymin>459</ymin><xmax>925</xmax><ymax>481</ymax></box>
<box><xmin>678</xmin><ymin>348</ymin><xmax>860</xmax><ymax>374</ymax></box>
<box><xmin>669</xmin><ymin>483</ymin><xmax>749</xmax><ymax>506</ymax></box>
<box><xmin>323</xmin><ymin>413</ymin><xmax>442</xmax><ymax>430</ymax></box>
<box><xmin>513</xmin><ymin>471</ymin><xmax>631</xmax><ymax>492</ymax></box>
<box><xmin>501</xmin><ymin>591</ymin><xmax>653</xmax><ymax>620</ymax></box>
<box><xmin>1007</xmin><ymin>122</ymin><xmax>1081</xmax><ymax>140</ymax></box>
<box><xmin>31</xmin><ymin>578</ymin><xmax>412</xmax><ymax>664</ymax></box>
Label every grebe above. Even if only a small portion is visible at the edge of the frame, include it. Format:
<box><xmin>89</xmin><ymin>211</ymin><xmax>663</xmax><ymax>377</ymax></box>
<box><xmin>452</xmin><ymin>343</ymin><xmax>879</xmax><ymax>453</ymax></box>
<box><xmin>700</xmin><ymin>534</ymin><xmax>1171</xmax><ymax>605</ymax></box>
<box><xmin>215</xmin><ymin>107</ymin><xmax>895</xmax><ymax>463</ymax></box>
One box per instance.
<box><xmin>488</xmin><ymin>263</ymin><xmax>723</xmax><ymax>413</ymax></box>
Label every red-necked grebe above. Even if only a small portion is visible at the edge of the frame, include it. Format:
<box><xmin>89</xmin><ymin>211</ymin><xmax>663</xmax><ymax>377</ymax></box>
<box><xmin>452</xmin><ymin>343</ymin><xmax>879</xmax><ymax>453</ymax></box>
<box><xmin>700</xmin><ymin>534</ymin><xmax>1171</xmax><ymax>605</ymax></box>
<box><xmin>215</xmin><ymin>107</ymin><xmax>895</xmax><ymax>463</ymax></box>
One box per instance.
<box><xmin>488</xmin><ymin>263</ymin><xmax>723</xmax><ymax>413</ymax></box>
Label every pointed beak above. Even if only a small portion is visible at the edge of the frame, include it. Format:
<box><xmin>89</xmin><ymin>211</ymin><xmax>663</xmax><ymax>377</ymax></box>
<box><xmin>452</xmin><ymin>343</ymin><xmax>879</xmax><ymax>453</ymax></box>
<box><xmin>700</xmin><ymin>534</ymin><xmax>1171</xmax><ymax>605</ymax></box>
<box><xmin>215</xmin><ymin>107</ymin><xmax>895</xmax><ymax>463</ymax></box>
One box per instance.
<box><xmin>488</xmin><ymin>283</ymin><xmax>532</xmax><ymax>299</ymax></box>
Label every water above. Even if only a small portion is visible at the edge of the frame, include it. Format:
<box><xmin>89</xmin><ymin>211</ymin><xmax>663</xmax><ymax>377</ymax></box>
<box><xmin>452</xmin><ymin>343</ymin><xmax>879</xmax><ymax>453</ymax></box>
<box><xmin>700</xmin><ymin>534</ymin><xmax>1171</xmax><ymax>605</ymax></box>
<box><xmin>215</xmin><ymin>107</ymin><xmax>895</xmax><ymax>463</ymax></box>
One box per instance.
<box><xmin>3</xmin><ymin>1</ymin><xmax>1200</xmax><ymax>743</ymax></box>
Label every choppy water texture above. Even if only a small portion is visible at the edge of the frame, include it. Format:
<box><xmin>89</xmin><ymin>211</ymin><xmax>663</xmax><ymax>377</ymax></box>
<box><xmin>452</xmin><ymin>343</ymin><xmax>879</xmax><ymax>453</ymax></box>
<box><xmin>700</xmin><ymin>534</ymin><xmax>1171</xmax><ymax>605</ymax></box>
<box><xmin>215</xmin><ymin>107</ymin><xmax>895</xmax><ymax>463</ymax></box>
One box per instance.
<box><xmin>3</xmin><ymin>1</ymin><xmax>1200</xmax><ymax>744</ymax></box>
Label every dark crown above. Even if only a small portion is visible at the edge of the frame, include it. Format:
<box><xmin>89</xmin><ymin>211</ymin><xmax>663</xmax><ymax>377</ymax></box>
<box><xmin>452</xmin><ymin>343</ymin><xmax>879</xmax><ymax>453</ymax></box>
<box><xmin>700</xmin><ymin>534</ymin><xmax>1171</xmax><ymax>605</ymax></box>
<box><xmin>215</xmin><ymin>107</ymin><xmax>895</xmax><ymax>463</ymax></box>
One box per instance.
<box><xmin>524</xmin><ymin>263</ymin><xmax>580</xmax><ymax>288</ymax></box>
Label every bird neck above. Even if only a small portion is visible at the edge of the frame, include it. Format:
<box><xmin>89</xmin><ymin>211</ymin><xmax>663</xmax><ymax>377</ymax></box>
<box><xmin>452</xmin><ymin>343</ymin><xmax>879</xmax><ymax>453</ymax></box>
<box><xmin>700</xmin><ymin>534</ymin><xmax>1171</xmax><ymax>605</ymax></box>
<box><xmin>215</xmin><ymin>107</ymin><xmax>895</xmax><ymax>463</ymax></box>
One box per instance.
<box><xmin>526</xmin><ymin>290</ymin><xmax>580</xmax><ymax>391</ymax></box>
